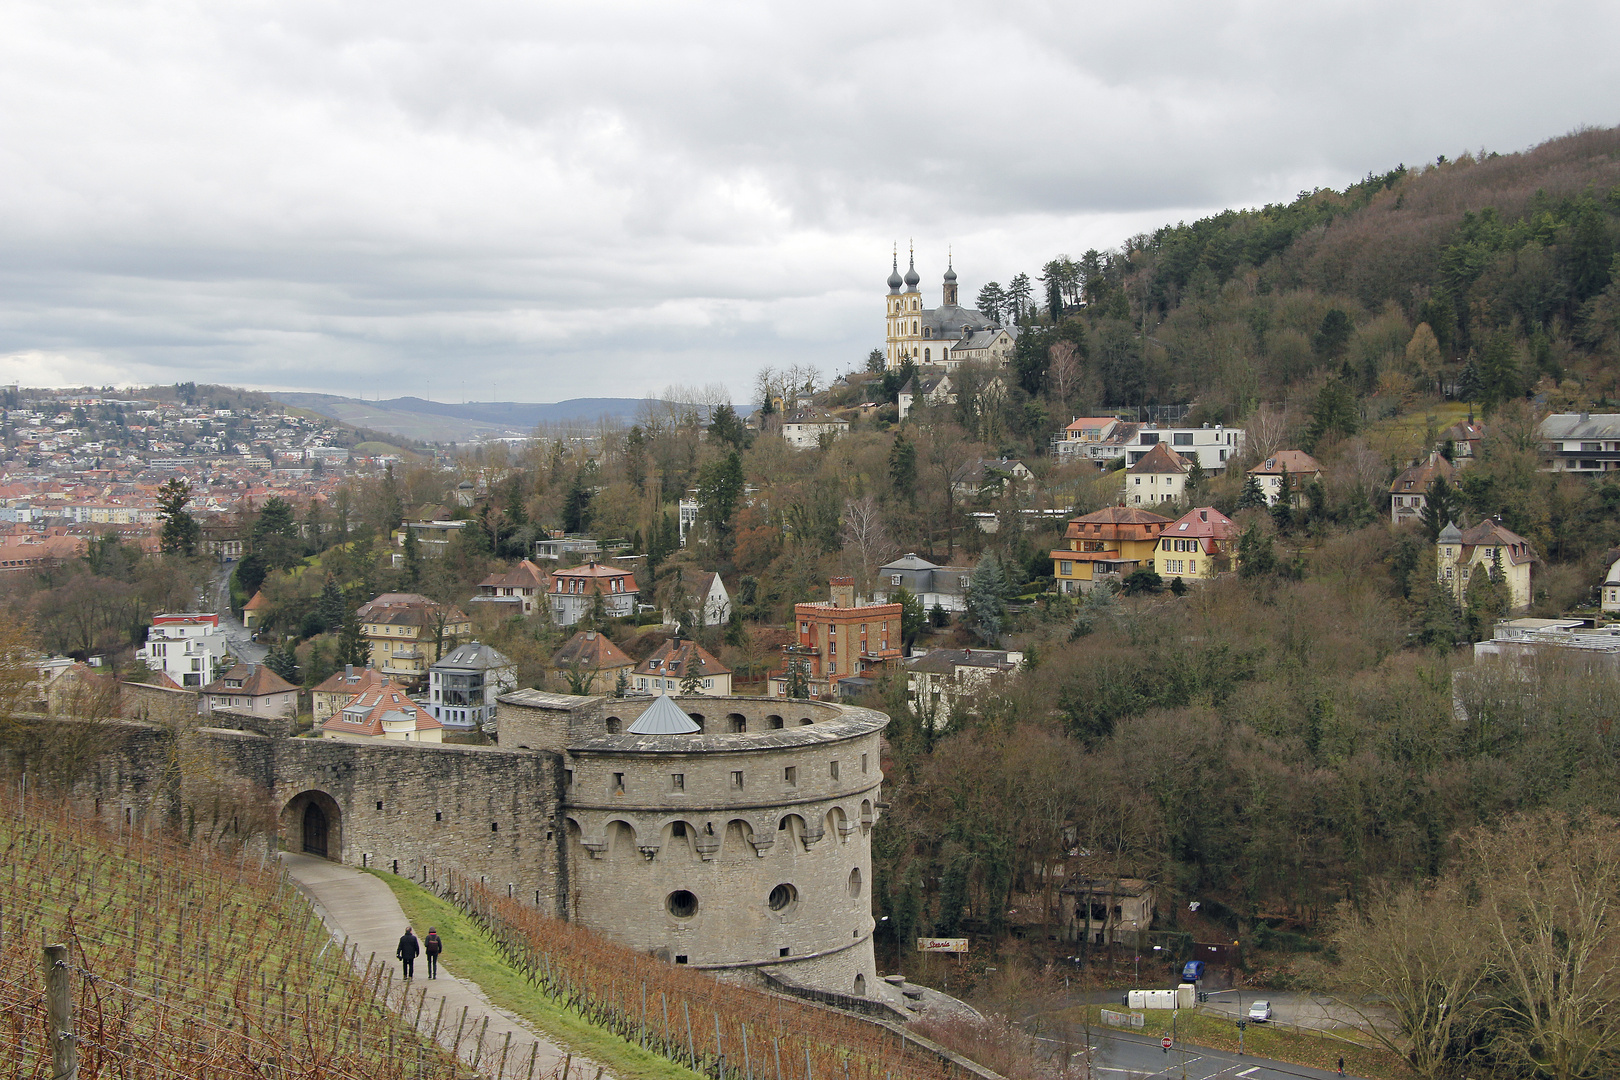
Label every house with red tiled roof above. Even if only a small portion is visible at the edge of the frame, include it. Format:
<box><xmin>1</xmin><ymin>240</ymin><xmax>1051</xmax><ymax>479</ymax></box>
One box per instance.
<box><xmin>1123</xmin><ymin>443</ymin><xmax>1191</xmax><ymax>506</ymax></box>
<box><xmin>470</xmin><ymin>559</ymin><xmax>549</xmax><ymax>617</ymax></box>
<box><xmin>319</xmin><ymin>686</ymin><xmax>443</xmax><ymax>742</ymax></box>
<box><xmin>1153</xmin><ymin>507</ymin><xmax>1239</xmax><ymax>582</ymax></box>
<box><xmin>241</xmin><ymin>590</ymin><xmax>270</xmax><ymax>630</ymax></box>
<box><xmin>354</xmin><ymin>593</ymin><xmax>471</xmax><ymax>686</ymax></box>
<box><xmin>1438</xmin><ymin>518</ymin><xmax>1535</xmax><ymax>610</ymax></box>
<box><xmin>1389</xmin><ymin>452</ymin><xmax>1456</xmax><ymax>528</ymax></box>
<box><xmin>1246</xmin><ymin>450</ymin><xmax>1324</xmax><ymax>508</ymax></box>
<box><xmin>1051</xmin><ymin>506</ymin><xmax>1173</xmax><ymax>595</ymax></box>
<box><xmin>547</xmin><ymin>561</ymin><xmax>639</xmax><ymax>627</ymax></box>
<box><xmin>551</xmin><ymin>630</ymin><xmax>635</xmax><ymax>695</ymax></box>
<box><xmin>309</xmin><ymin>664</ymin><xmax>396</xmax><ymax>725</ymax></box>
<box><xmin>201</xmin><ymin>663</ymin><xmax>298</xmax><ymax>718</ymax></box>
<box><xmin>632</xmin><ymin>637</ymin><xmax>731</xmax><ymax>697</ymax></box>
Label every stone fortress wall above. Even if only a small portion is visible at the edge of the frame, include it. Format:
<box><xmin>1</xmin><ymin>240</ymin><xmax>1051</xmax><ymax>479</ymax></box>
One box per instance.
<box><xmin>4</xmin><ymin>689</ymin><xmax>888</xmax><ymax>1001</ymax></box>
<box><xmin>498</xmin><ymin>692</ymin><xmax>887</xmax><ymax>997</ymax></box>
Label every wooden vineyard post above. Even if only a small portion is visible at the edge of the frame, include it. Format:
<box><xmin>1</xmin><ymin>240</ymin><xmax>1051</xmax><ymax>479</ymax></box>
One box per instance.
<box><xmin>805</xmin><ymin>1042</ymin><xmax>813</xmax><ymax>1080</ymax></box>
<box><xmin>684</xmin><ymin>1000</ymin><xmax>696</xmax><ymax>1067</ymax></box>
<box><xmin>44</xmin><ymin>943</ymin><xmax>77</xmax><ymax>1080</ymax></box>
<box><xmin>743</xmin><ymin>1023</ymin><xmax>752</xmax><ymax>1080</ymax></box>
<box><xmin>774</xmin><ymin>1037</ymin><xmax>783</xmax><ymax>1080</ymax></box>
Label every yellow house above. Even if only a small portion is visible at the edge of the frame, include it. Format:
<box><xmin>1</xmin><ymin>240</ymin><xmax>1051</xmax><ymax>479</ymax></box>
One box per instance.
<box><xmin>1437</xmin><ymin>518</ymin><xmax>1535</xmax><ymax>610</ymax></box>
<box><xmin>1153</xmin><ymin>507</ymin><xmax>1239</xmax><ymax>582</ymax></box>
<box><xmin>354</xmin><ymin>592</ymin><xmax>471</xmax><ymax>687</ymax></box>
<box><xmin>1051</xmin><ymin>506</ymin><xmax>1173</xmax><ymax>594</ymax></box>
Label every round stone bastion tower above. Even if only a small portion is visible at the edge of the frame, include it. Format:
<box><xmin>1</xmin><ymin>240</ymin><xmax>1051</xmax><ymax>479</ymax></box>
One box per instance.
<box><xmin>496</xmin><ymin>690</ymin><xmax>888</xmax><ymax>999</ymax></box>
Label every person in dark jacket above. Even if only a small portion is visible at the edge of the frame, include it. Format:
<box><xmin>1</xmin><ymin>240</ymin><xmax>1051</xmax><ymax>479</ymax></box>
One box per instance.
<box><xmin>396</xmin><ymin>926</ymin><xmax>420</xmax><ymax>978</ymax></box>
<box><xmin>423</xmin><ymin>926</ymin><xmax>442</xmax><ymax>979</ymax></box>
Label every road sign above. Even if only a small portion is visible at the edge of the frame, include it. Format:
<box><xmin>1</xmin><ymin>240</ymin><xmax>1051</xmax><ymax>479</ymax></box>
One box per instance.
<box><xmin>1161</xmin><ymin>1036</ymin><xmax>1173</xmax><ymax>1050</ymax></box>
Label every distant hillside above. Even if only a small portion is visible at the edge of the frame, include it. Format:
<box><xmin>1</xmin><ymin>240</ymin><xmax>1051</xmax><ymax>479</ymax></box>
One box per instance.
<box><xmin>271</xmin><ymin>393</ymin><xmax>652</xmax><ymax>443</ymax></box>
<box><xmin>1010</xmin><ymin>125</ymin><xmax>1620</xmax><ymax>424</ymax></box>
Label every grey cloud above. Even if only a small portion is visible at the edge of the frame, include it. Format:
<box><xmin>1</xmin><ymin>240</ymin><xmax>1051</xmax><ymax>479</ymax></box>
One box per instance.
<box><xmin>0</xmin><ymin>0</ymin><xmax>1616</xmax><ymax>400</ymax></box>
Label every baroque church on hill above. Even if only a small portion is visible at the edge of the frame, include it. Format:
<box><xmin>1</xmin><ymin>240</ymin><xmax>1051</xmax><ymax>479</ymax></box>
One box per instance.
<box><xmin>882</xmin><ymin>246</ymin><xmax>1010</xmax><ymax>371</ymax></box>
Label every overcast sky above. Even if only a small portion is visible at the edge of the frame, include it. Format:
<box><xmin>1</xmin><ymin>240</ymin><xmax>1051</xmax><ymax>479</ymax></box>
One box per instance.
<box><xmin>1</xmin><ymin>1</ymin><xmax>1616</xmax><ymax>405</ymax></box>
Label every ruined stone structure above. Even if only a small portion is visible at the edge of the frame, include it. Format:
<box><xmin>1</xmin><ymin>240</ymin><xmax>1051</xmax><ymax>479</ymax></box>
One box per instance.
<box><xmin>4</xmin><ymin>688</ymin><xmax>887</xmax><ymax>1001</ymax></box>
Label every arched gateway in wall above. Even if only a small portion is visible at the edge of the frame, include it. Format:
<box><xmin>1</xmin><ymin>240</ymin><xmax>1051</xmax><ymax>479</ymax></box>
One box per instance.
<box><xmin>280</xmin><ymin>790</ymin><xmax>343</xmax><ymax>860</ymax></box>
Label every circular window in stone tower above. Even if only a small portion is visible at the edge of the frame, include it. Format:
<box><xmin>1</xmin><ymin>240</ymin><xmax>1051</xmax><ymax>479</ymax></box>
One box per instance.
<box><xmin>666</xmin><ymin>890</ymin><xmax>698</xmax><ymax>918</ymax></box>
<box><xmin>768</xmin><ymin>883</ymin><xmax>799</xmax><ymax>912</ymax></box>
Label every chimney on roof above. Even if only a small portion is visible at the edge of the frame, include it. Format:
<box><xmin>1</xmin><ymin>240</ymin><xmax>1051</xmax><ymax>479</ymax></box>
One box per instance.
<box><xmin>345</xmin><ymin>663</ymin><xmax>354</xmax><ymax>679</ymax></box>
<box><xmin>1581</xmin><ymin>412</ymin><xmax>1591</xmax><ymax>423</ymax></box>
<box><xmin>585</xmin><ymin>630</ymin><xmax>596</xmax><ymax>640</ymax></box>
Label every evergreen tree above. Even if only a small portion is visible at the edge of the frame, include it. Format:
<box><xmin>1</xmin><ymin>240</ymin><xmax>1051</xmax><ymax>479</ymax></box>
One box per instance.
<box><xmin>785</xmin><ymin>656</ymin><xmax>809</xmax><ymax>699</ymax></box>
<box><xmin>156</xmin><ymin>477</ymin><xmax>200</xmax><ymax>556</ymax></box>
<box><xmin>697</xmin><ymin>449</ymin><xmax>745</xmax><ymax>541</ymax></box>
<box><xmin>1303</xmin><ymin>376</ymin><xmax>1358</xmax><ymax>450</ymax></box>
<box><xmin>679</xmin><ymin>659</ymin><xmax>704</xmax><ymax>695</ymax></box>
<box><xmin>892</xmin><ymin>586</ymin><xmax>926</xmax><ymax>652</ymax></box>
<box><xmin>1237</xmin><ymin>521</ymin><xmax>1277</xmax><ymax>578</ymax></box>
<box><xmin>1313</xmin><ymin>308</ymin><xmax>1353</xmax><ymax>360</ymax></box>
<box><xmin>929</xmin><ymin>602</ymin><xmax>949</xmax><ymax>628</ymax></box>
<box><xmin>337</xmin><ymin>610</ymin><xmax>368</xmax><ymax>668</ymax></box>
<box><xmin>400</xmin><ymin>527</ymin><xmax>422</xmax><ymax>586</ymax></box>
<box><xmin>1457</xmin><ymin>358</ymin><xmax>1483</xmax><ymax>403</ymax></box>
<box><xmin>1237</xmin><ymin>472</ymin><xmax>1267</xmax><ymax>510</ymax></box>
<box><xmin>965</xmin><ymin>554</ymin><xmax>1006</xmax><ymax>645</ymax></box>
<box><xmin>614</xmin><ymin>668</ymin><xmax>628</xmax><ymax>698</ymax></box>
<box><xmin>1121</xmin><ymin>566</ymin><xmax>1162</xmax><ymax>595</ymax></box>
<box><xmin>707</xmin><ymin>403</ymin><xmax>749</xmax><ymax>450</ymax></box>
<box><xmin>889</xmin><ymin>434</ymin><xmax>917</xmax><ymax>502</ymax></box>
<box><xmin>1170</xmin><ymin>575</ymin><xmax>1188</xmax><ymax>596</ymax></box>
<box><xmin>1185</xmin><ymin>459</ymin><xmax>1207</xmax><ymax>498</ymax></box>
<box><xmin>317</xmin><ymin>573</ymin><xmax>346</xmax><ymax>633</ymax></box>
<box><xmin>562</xmin><ymin>468</ymin><xmax>594</xmax><ymax>534</ymax></box>
<box><xmin>264</xmin><ymin>640</ymin><xmax>300</xmax><ymax>684</ymax></box>
<box><xmin>1420</xmin><ymin>477</ymin><xmax>1458</xmax><ymax>541</ymax></box>
<box><xmin>865</xmin><ymin>348</ymin><xmax>886</xmax><ymax>374</ymax></box>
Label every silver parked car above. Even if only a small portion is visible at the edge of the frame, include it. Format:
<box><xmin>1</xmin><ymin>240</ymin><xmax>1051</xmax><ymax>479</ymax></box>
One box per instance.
<box><xmin>1248</xmin><ymin>1000</ymin><xmax>1272</xmax><ymax>1023</ymax></box>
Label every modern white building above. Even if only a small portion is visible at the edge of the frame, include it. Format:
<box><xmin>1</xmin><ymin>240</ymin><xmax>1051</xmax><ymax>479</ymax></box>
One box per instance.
<box><xmin>1119</xmin><ymin>424</ymin><xmax>1245</xmax><ymax>471</ymax></box>
<box><xmin>428</xmin><ymin>641</ymin><xmax>517</xmax><ymax>731</ymax></box>
<box><xmin>136</xmin><ymin>613</ymin><xmax>230</xmax><ymax>688</ymax></box>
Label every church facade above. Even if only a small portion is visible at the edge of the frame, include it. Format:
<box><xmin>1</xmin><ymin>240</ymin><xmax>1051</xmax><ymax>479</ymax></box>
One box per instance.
<box><xmin>883</xmin><ymin>247</ymin><xmax>1001</xmax><ymax>370</ymax></box>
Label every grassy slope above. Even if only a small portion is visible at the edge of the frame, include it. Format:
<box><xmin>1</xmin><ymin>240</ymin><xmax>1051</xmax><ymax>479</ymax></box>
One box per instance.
<box><xmin>1057</xmin><ymin>1004</ymin><xmax>1407</xmax><ymax>1080</ymax></box>
<box><xmin>367</xmin><ymin>870</ymin><xmax>704</xmax><ymax>1080</ymax></box>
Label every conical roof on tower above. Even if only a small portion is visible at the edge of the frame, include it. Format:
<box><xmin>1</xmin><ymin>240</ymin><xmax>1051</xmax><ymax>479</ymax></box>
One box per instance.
<box><xmin>627</xmin><ymin>693</ymin><xmax>702</xmax><ymax>735</ymax></box>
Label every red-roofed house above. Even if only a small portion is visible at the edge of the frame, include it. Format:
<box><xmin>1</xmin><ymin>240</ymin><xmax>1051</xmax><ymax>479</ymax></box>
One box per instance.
<box><xmin>633</xmin><ymin>637</ymin><xmax>732</xmax><ymax>697</ymax></box>
<box><xmin>548</xmin><ymin>561</ymin><xmax>639</xmax><ymax>626</ymax></box>
<box><xmin>309</xmin><ymin>664</ymin><xmax>396</xmax><ymax>725</ymax></box>
<box><xmin>1246</xmin><ymin>450</ymin><xmax>1324</xmax><ymax>508</ymax></box>
<box><xmin>242</xmin><ymin>590</ymin><xmax>270</xmax><ymax>630</ymax></box>
<box><xmin>201</xmin><ymin>663</ymin><xmax>298</xmax><ymax>718</ymax></box>
<box><xmin>470</xmin><ymin>559</ymin><xmax>549</xmax><ymax>617</ymax></box>
<box><xmin>319</xmin><ymin>686</ymin><xmax>443</xmax><ymax>742</ymax></box>
<box><xmin>1154</xmin><ymin>507</ymin><xmax>1239</xmax><ymax>582</ymax></box>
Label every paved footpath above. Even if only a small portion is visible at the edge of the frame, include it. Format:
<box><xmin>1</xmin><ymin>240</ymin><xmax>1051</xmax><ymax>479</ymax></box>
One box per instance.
<box><xmin>282</xmin><ymin>852</ymin><xmax>612</xmax><ymax>1080</ymax></box>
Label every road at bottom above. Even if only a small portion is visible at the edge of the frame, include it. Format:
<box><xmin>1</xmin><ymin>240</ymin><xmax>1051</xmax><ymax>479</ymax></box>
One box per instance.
<box><xmin>1029</xmin><ymin>1017</ymin><xmax>1361</xmax><ymax>1080</ymax></box>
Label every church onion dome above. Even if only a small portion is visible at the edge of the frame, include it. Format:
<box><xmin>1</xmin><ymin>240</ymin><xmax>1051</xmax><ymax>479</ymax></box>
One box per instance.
<box><xmin>887</xmin><ymin>252</ymin><xmax>902</xmax><ymax>293</ymax></box>
<box><xmin>903</xmin><ymin>252</ymin><xmax>920</xmax><ymax>289</ymax></box>
<box><xmin>943</xmin><ymin>265</ymin><xmax>957</xmax><ymax>283</ymax></box>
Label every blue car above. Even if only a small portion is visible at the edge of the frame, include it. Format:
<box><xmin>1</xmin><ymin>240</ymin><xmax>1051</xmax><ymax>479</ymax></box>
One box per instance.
<box><xmin>1181</xmin><ymin>961</ymin><xmax>1205</xmax><ymax>983</ymax></box>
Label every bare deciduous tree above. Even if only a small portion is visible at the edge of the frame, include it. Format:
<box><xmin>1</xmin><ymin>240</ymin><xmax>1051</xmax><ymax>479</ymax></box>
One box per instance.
<box><xmin>1464</xmin><ymin>811</ymin><xmax>1620</xmax><ymax>1080</ymax></box>
<box><xmin>1324</xmin><ymin>882</ymin><xmax>1491</xmax><ymax>1080</ymax></box>
<box><xmin>1048</xmin><ymin>340</ymin><xmax>1080</xmax><ymax>410</ymax></box>
<box><xmin>1244</xmin><ymin>402</ymin><xmax>1295</xmax><ymax>464</ymax></box>
<box><xmin>839</xmin><ymin>495</ymin><xmax>895</xmax><ymax>596</ymax></box>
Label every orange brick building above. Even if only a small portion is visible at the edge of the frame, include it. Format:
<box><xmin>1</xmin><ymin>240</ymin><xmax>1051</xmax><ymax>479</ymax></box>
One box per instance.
<box><xmin>771</xmin><ymin>578</ymin><xmax>902</xmax><ymax>698</ymax></box>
